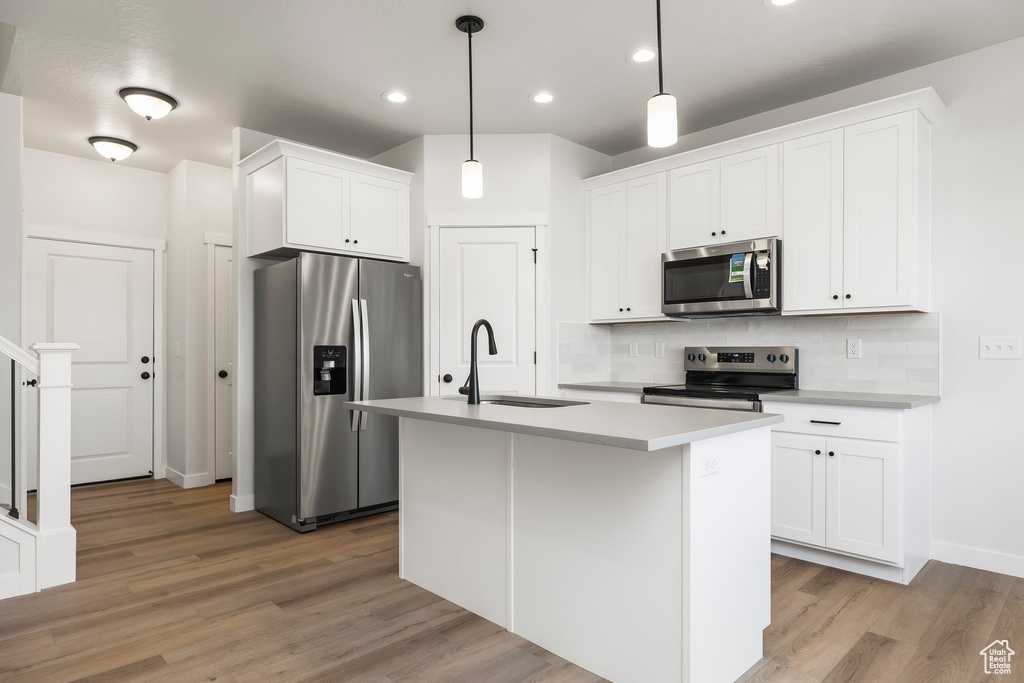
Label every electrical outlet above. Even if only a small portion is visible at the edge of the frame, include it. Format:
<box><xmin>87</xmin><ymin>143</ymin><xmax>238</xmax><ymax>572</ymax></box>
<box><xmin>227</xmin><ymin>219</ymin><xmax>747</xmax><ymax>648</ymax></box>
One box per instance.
<box><xmin>173</xmin><ymin>342</ymin><xmax>181</xmax><ymax>358</ymax></box>
<box><xmin>628</xmin><ymin>341</ymin><xmax>639</xmax><ymax>357</ymax></box>
<box><xmin>980</xmin><ymin>335</ymin><xmax>1022</xmax><ymax>359</ymax></box>
<box><xmin>655</xmin><ymin>342</ymin><xmax>665</xmax><ymax>358</ymax></box>
<box><xmin>847</xmin><ymin>339</ymin><xmax>862</xmax><ymax>359</ymax></box>
<box><xmin>700</xmin><ymin>453</ymin><xmax>719</xmax><ymax>477</ymax></box>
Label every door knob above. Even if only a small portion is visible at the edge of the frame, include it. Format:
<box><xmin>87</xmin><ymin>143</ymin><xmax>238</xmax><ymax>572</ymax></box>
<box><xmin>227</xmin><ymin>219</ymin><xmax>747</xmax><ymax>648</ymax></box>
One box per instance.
<box><xmin>141</xmin><ymin>355</ymin><xmax>150</xmax><ymax>364</ymax></box>
<box><xmin>141</xmin><ymin>372</ymin><xmax>151</xmax><ymax>380</ymax></box>
<box><xmin>218</xmin><ymin>370</ymin><xmax>228</xmax><ymax>378</ymax></box>
<box><xmin>442</xmin><ymin>374</ymin><xmax>453</xmax><ymax>383</ymax></box>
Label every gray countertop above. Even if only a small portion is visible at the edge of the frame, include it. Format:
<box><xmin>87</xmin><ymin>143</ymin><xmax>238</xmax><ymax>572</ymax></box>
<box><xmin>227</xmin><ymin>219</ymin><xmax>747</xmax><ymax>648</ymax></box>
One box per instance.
<box><xmin>764</xmin><ymin>390</ymin><xmax>940</xmax><ymax>409</ymax></box>
<box><xmin>346</xmin><ymin>396</ymin><xmax>782</xmax><ymax>452</ymax></box>
<box><xmin>558</xmin><ymin>382</ymin><xmax>939</xmax><ymax>409</ymax></box>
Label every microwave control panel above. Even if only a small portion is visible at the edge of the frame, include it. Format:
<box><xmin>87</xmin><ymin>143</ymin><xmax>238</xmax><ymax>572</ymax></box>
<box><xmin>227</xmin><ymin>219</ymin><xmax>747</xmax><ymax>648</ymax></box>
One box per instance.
<box><xmin>753</xmin><ymin>253</ymin><xmax>771</xmax><ymax>297</ymax></box>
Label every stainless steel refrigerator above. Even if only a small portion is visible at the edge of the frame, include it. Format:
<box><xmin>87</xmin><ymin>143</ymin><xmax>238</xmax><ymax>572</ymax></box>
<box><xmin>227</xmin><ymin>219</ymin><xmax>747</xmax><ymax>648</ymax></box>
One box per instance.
<box><xmin>254</xmin><ymin>252</ymin><xmax>421</xmax><ymax>531</ymax></box>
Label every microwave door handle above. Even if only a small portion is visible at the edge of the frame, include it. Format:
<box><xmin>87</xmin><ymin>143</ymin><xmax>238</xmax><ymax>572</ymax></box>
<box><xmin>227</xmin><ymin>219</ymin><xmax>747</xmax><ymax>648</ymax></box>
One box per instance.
<box><xmin>743</xmin><ymin>253</ymin><xmax>754</xmax><ymax>299</ymax></box>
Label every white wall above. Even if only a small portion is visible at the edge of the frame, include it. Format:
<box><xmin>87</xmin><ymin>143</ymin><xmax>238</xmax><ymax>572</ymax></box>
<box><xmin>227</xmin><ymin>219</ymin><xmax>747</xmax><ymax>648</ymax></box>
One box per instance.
<box><xmin>166</xmin><ymin>161</ymin><xmax>232</xmax><ymax>488</ymax></box>
<box><xmin>607</xmin><ymin>37</ymin><xmax>1024</xmax><ymax>577</ymax></box>
<box><xmin>22</xmin><ymin>148</ymin><xmax>167</xmax><ymax>240</ymax></box>
<box><xmin>0</xmin><ymin>93</ymin><xmax>22</xmax><ymax>507</ymax></box>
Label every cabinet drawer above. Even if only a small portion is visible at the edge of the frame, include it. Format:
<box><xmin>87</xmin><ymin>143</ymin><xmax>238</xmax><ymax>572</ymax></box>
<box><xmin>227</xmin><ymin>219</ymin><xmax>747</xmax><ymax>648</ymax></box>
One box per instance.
<box><xmin>762</xmin><ymin>402</ymin><xmax>901</xmax><ymax>442</ymax></box>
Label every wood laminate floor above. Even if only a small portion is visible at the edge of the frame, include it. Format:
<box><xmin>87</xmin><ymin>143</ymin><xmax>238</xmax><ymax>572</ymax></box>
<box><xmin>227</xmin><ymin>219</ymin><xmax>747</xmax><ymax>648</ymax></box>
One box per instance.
<box><xmin>0</xmin><ymin>479</ymin><xmax>1020</xmax><ymax>682</ymax></box>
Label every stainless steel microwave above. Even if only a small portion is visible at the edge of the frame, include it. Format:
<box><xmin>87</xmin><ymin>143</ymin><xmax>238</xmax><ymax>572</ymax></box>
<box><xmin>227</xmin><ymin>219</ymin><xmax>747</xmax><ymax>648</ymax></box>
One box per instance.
<box><xmin>662</xmin><ymin>237</ymin><xmax>781</xmax><ymax>317</ymax></box>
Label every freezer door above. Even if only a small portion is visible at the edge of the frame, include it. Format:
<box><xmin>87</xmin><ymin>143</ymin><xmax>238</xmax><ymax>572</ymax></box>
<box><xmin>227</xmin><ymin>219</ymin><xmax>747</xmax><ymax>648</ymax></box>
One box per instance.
<box><xmin>358</xmin><ymin>259</ymin><xmax>423</xmax><ymax>508</ymax></box>
<box><xmin>298</xmin><ymin>253</ymin><xmax>360</xmax><ymax>520</ymax></box>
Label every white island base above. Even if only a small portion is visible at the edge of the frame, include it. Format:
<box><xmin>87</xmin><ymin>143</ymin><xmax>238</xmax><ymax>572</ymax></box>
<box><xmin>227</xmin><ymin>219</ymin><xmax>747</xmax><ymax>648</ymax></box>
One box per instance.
<box><xmin>398</xmin><ymin>418</ymin><xmax>771</xmax><ymax>683</ymax></box>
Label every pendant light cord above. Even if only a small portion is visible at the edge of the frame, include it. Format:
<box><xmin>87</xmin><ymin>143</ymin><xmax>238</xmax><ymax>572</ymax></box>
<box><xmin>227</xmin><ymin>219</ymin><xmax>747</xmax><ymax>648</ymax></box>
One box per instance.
<box><xmin>468</xmin><ymin>27</ymin><xmax>475</xmax><ymax>161</ymax></box>
<box><xmin>656</xmin><ymin>0</ymin><xmax>665</xmax><ymax>95</ymax></box>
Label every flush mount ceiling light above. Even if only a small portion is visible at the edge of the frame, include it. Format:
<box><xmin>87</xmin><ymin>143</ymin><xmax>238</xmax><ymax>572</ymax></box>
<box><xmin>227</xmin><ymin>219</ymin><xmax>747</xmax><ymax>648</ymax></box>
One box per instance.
<box><xmin>629</xmin><ymin>47</ymin><xmax>657</xmax><ymax>63</ymax></box>
<box><xmin>88</xmin><ymin>136</ymin><xmax>138</xmax><ymax>162</ymax></box>
<box><xmin>383</xmin><ymin>91</ymin><xmax>408</xmax><ymax>103</ymax></box>
<box><xmin>763</xmin><ymin>0</ymin><xmax>797</xmax><ymax>6</ymax></box>
<box><xmin>647</xmin><ymin>0</ymin><xmax>678</xmax><ymax>148</ymax></box>
<box><xmin>118</xmin><ymin>87</ymin><xmax>178</xmax><ymax>120</ymax></box>
<box><xmin>456</xmin><ymin>15</ymin><xmax>484</xmax><ymax>199</ymax></box>
<box><xmin>531</xmin><ymin>91</ymin><xmax>555</xmax><ymax>104</ymax></box>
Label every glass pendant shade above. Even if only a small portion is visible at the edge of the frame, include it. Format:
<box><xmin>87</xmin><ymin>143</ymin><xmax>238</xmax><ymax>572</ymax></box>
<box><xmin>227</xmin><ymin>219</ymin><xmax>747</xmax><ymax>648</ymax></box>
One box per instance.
<box><xmin>647</xmin><ymin>93</ymin><xmax>678</xmax><ymax>148</ymax></box>
<box><xmin>462</xmin><ymin>159</ymin><xmax>483</xmax><ymax>199</ymax></box>
<box><xmin>88</xmin><ymin>136</ymin><xmax>138</xmax><ymax>161</ymax></box>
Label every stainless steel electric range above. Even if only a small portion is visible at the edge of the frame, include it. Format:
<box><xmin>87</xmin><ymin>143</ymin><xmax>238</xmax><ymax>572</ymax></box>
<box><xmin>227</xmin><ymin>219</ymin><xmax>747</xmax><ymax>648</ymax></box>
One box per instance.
<box><xmin>642</xmin><ymin>345</ymin><xmax>798</xmax><ymax>412</ymax></box>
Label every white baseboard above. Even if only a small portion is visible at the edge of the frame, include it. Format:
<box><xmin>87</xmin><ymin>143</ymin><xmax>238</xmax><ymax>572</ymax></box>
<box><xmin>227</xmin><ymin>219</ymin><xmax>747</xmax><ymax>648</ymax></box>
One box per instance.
<box><xmin>932</xmin><ymin>540</ymin><xmax>1024</xmax><ymax>580</ymax></box>
<box><xmin>230</xmin><ymin>494</ymin><xmax>255</xmax><ymax>512</ymax></box>
<box><xmin>164</xmin><ymin>467</ymin><xmax>212</xmax><ymax>490</ymax></box>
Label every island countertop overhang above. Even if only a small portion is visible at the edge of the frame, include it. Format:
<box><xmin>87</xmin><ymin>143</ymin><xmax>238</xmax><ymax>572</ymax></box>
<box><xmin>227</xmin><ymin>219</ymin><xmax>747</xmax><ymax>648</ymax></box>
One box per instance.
<box><xmin>345</xmin><ymin>396</ymin><xmax>783</xmax><ymax>451</ymax></box>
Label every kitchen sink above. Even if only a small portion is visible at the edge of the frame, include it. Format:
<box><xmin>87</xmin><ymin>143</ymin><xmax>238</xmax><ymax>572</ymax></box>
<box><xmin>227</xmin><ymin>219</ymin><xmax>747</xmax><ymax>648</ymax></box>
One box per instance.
<box><xmin>444</xmin><ymin>395</ymin><xmax>589</xmax><ymax>408</ymax></box>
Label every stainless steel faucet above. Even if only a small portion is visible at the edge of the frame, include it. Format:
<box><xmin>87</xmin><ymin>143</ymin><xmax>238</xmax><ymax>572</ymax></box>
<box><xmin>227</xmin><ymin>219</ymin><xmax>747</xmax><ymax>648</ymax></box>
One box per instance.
<box><xmin>458</xmin><ymin>319</ymin><xmax>498</xmax><ymax>404</ymax></box>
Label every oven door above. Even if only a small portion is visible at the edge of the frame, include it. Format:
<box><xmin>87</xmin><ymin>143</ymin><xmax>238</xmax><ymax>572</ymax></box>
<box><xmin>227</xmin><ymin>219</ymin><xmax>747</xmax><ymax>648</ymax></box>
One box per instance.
<box><xmin>662</xmin><ymin>238</ymin><xmax>779</xmax><ymax>317</ymax></box>
<box><xmin>641</xmin><ymin>394</ymin><xmax>762</xmax><ymax>412</ymax></box>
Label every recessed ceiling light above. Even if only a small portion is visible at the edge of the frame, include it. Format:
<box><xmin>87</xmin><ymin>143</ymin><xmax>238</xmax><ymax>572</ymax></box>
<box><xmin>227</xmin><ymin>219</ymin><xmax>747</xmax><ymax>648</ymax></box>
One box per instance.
<box><xmin>531</xmin><ymin>92</ymin><xmax>555</xmax><ymax>104</ymax></box>
<box><xmin>763</xmin><ymin>0</ymin><xmax>797</xmax><ymax>6</ymax></box>
<box><xmin>629</xmin><ymin>47</ymin><xmax>657</xmax><ymax>63</ymax></box>
<box><xmin>118</xmin><ymin>87</ymin><xmax>178</xmax><ymax>120</ymax></box>
<box><xmin>383</xmin><ymin>91</ymin><xmax>408</xmax><ymax>103</ymax></box>
<box><xmin>88</xmin><ymin>136</ymin><xmax>138</xmax><ymax>162</ymax></box>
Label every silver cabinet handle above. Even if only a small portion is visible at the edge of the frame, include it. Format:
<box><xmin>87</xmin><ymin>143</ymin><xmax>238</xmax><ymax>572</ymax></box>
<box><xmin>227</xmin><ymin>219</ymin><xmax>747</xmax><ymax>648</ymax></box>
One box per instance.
<box><xmin>351</xmin><ymin>299</ymin><xmax>362</xmax><ymax>432</ymax></box>
<box><xmin>359</xmin><ymin>299</ymin><xmax>370</xmax><ymax>431</ymax></box>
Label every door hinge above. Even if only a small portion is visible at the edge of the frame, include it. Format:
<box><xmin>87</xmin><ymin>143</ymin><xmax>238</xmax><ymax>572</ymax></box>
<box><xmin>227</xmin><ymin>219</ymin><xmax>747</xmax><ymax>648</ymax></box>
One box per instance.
<box><xmin>534</xmin><ymin>351</ymin><xmax>537</xmax><ymax>364</ymax></box>
<box><xmin>532</xmin><ymin>248</ymin><xmax>538</xmax><ymax>264</ymax></box>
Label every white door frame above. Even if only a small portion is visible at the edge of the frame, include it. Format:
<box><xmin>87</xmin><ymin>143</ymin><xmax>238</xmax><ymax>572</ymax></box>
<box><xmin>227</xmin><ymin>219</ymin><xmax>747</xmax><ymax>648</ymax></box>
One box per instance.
<box><xmin>205</xmin><ymin>232</ymin><xmax>233</xmax><ymax>483</ymax></box>
<box><xmin>23</xmin><ymin>225</ymin><xmax>168</xmax><ymax>481</ymax></box>
<box><xmin>425</xmin><ymin>213</ymin><xmax>550</xmax><ymax>398</ymax></box>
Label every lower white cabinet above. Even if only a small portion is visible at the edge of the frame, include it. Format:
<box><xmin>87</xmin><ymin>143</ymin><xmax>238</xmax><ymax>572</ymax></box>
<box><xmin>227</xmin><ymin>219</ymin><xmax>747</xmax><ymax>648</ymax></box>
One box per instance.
<box><xmin>763</xmin><ymin>400</ymin><xmax>932</xmax><ymax>584</ymax></box>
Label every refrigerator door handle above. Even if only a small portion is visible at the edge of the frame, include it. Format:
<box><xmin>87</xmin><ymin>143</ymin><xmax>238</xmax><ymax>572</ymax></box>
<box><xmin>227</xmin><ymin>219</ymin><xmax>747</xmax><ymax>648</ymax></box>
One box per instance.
<box><xmin>359</xmin><ymin>299</ymin><xmax>370</xmax><ymax>430</ymax></box>
<box><xmin>351</xmin><ymin>298</ymin><xmax>362</xmax><ymax>431</ymax></box>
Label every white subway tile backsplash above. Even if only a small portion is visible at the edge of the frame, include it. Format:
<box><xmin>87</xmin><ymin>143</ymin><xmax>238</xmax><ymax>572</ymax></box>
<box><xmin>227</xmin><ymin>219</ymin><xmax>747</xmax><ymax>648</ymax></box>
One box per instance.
<box><xmin>558</xmin><ymin>314</ymin><xmax>939</xmax><ymax>396</ymax></box>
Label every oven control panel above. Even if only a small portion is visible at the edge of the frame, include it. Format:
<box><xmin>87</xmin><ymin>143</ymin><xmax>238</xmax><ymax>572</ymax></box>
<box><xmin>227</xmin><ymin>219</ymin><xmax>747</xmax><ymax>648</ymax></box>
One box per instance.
<box><xmin>684</xmin><ymin>345</ymin><xmax>797</xmax><ymax>374</ymax></box>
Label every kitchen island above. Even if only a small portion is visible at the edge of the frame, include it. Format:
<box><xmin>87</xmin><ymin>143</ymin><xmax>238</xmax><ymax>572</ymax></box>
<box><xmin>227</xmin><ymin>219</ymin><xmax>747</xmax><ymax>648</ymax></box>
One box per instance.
<box><xmin>346</xmin><ymin>396</ymin><xmax>783</xmax><ymax>683</ymax></box>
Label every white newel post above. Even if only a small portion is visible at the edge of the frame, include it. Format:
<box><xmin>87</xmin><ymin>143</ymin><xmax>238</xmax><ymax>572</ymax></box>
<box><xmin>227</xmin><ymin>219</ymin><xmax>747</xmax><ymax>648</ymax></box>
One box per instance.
<box><xmin>32</xmin><ymin>342</ymin><xmax>79</xmax><ymax>590</ymax></box>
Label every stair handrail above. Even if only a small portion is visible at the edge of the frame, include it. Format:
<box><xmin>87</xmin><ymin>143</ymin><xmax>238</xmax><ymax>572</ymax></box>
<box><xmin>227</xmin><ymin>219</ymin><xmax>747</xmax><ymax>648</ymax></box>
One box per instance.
<box><xmin>0</xmin><ymin>334</ymin><xmax>39</xmax><ymax>376</ymax></box>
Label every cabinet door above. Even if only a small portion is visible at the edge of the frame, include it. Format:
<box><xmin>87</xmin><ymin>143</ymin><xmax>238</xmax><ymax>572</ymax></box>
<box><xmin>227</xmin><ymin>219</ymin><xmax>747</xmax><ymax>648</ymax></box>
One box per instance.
<box><xmin>668</xmin><ymin>160</ymin><xmax>720</xmax><ymax>249</ymax></box>
<box><xmin>349</xmin><ymin>172</ymin><xmax>409</xmax><ymax>260</ymax></box>
<box><xmin>286</xmin><ymin>157</ymin><xmax>351</xmax><ymax>251</ymax></box>
<box><xmin>720</xmin><ymin>145</ymin><xmax>780</xmax><ymax>243</ymax></box>
<box><xmin>589</xmin><ymin>183</ymin><xmax>627</xmax><ymax>320</ymax></box>
<box><xmin>825</xmin><ymin>438</ymin><xmax>900</xmax><ymax>562</ymax></box>
<box><xmin>843</xmin><ymin>112</ymin><xmax>915</xmax><ymax>309</ymax></box>
<box><xmin>624</xmin><ymin>173</ymin><xmax>667</xmax><ymax>318</ymax></box>
<box><xmin>770</xmin><ymin>433</ymin><xmax>826</xmax><ymax>547</ymax></box>
<box><xmin>782</xmin><ymin>130</ymin><xmax>845</xmax><ymax>313</ymax></box>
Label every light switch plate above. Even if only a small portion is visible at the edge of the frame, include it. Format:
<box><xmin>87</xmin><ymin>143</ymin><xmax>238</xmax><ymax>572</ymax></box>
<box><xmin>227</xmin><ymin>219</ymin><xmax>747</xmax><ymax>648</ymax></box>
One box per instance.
<box><xmin>980</xmin><ymin>336</ymin><xmax>1022</xmax><ymax>359</ymax></box>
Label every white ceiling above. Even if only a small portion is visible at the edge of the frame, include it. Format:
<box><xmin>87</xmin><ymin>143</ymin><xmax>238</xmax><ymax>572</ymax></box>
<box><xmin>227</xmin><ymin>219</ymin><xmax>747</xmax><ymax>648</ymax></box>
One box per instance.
<box><xmin>2</xmin><ymin>0</ymin><xmax>1023</xmax><ymax>173</ymax></box>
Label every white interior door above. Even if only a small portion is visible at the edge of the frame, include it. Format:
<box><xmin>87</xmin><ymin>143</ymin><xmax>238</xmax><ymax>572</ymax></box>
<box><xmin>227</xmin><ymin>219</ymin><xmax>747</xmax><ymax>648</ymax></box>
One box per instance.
<box><xmin>214</xmin><ymin>246</ymin><xmax>235</xmax><ymax>480</ymax></box>
<box><xmin>438</xmin><ymin>227</ymin><xmax>536</xmax><ymax>397</ymax></box>
<box><xmin>25</xmin><ymin>238</ymin><xmax>154</xmax><ymax>486</ymax></box>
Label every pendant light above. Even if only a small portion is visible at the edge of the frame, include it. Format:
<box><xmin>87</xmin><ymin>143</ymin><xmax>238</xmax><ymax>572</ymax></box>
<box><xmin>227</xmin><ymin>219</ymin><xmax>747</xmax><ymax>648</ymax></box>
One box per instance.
<box><xmin>88</xmin><ymin>136</ymin><xmax>138</xmax><ymax>162</ymax></box>
<box><xmin>119</xmin><ymin>87</ymin><xmax>178</xmax><ymax>120</ymax></box>
<box><xmin>647</xmin><ymin>0</ymin><xmax>678</xmax><ymax>148</ymax></box>
<box><xmin>456</xmin><ymin>15</ymin><xmax>484</xmax><ymax>199</ymax></box>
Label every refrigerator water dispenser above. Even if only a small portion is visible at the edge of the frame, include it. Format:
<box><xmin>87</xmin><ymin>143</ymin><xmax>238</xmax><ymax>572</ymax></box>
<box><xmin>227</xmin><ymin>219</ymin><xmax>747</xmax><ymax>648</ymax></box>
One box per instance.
<box><xmin>313</xmin><ymin>345</ymin><xmax>347</xmax><ymax>395</ymax></box>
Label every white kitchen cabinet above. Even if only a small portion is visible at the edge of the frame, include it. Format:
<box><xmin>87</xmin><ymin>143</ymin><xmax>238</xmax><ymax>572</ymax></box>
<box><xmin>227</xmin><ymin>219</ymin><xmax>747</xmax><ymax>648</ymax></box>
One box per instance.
<box><xmin>782</xmin><ymin>112</ymin><xmax>930</xmax><ymax>314</ymax></box>
<box><xmin>763</xmin><ymin>400</ymin><xmax>931</xmax><ymax>584</ymax></box>
<box><xmin>241</xmin><ymin>139</ymin><xmax>412</xmax><ymax>262</ymax></box>
<box><xmin>589</xmin><ymin>173</ymin><xmax>667</xmax><ymax>321</ymax></box>
<box><xmin>668</xmin><ymin>145</ymin><xmax>779</xmax><ymax>250</ymax></box>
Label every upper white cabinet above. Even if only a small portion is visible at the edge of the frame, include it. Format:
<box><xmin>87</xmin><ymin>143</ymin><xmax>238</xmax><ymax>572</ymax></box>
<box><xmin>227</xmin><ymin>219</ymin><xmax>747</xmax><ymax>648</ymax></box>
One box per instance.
<box><xmin>668</xmin><ymin>145</ymin><xmax>780</xmax><ymax>250</ymax></box>
<box><xmin>589</xmin><ymin>173</ymin><xmax>667</xmax><ymax>321</ymax></box>
<box><xmin>241</xmin><ymin>140</ymin><xmax>412</xmax><ymax>262</ymax></box>
<box><xmin>783</xmin><ymin>112</ymin><xmax>930</xmax><ymax>314</ymax></box>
